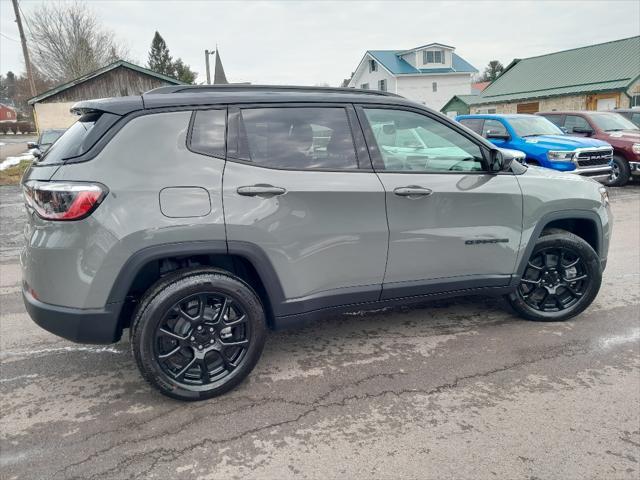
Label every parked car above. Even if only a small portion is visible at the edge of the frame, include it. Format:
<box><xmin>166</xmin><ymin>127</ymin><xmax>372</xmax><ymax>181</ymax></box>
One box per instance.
<box><xmin>22</xmin><ymin>86</ymin><xmax>611</xmax><ymax>400</ymax></box>
<box><xmin>27</xmin><ymin>128</ymin><xmax>66</xmax><ymax>156</ymax></box>
<box><xmin>537</xmin><ymin>111</ymin><xmax>640</xmax><ymax>186</ymax></box>
<box><xmin>456</xmin><ymin>114</ymin><xmax>613</xmax><ymax>183</ymax></box>
<box><xmin>611</xmin><ymin>108</ymin><xmax>640</xmax><ymax>128</ymax></box>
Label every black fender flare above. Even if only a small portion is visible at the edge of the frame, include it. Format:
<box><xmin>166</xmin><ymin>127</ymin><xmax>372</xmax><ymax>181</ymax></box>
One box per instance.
<box><xmin>513</xmin><ymin>209</ymin><xmax>603</xmax><ymax>284</ymax></box>
<box><xmin>106</xmin><ymin>240</ymin><xmax>286</xmax><ymax>313</ymax></box>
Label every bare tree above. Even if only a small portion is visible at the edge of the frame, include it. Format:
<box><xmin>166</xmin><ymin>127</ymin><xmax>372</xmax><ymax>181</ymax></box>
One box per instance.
<box><xmin>26</xmin><ymin>1</ymin><xmax>128</xmax><ymax>83</ymax></box>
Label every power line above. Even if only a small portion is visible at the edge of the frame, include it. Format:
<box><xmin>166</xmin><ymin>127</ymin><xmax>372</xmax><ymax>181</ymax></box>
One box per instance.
<box><xmin>0</xmin><ymin>32</ymin><xmax>20</xmax><ymax>43</ymax></box>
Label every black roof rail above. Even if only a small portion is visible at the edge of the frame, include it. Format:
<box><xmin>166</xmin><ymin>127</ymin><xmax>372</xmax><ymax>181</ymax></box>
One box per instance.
<box><xmin>144</xmin><ymin>84</ymin><xmax>400</xmax><ymax>97</ymax></box>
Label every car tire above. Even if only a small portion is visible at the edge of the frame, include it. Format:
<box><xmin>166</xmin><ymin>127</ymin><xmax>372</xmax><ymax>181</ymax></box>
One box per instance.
<box><xmin>606</xmin><ymin>155</ymin><xmax>631</xmax><ymax>187</ymax></box>
<box><xmin>507</xmin><ymin>229</ymin><xmax>602</xmax><ymax>322</ymax></box>
<box><xmin>130</xmin><ymin>267</ymin><xmax>267</xmax><ymax>401</ymax></box>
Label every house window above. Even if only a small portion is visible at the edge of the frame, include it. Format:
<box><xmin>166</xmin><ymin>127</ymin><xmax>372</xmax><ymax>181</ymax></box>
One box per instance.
<box><xmin>361</xmin><ymin>83</ymin><xmax>369</xmax><ymax>90</ymax></box>
<box><xmin>631</xmin><ymin>94</ymin><xmax>640</xmax><ymax>107</ymax></box>
<box><xmin>378</xmin><ymin>79</ymin><xmax>386</xmax><ymax>92</ymax></box>
<box><xmin>432</xmin><ymin>82</ymin><xmax>437</xmax><ymax>92</ymax></box>
<box><xmin>369</xmin><ymin>59</ymin><xmax>377</xmax><ymax>73</ymax></box>
<box><xmin>423</xmin><ymin>50</ymin><xmax>445</xmax><ymax>64</ymax></box>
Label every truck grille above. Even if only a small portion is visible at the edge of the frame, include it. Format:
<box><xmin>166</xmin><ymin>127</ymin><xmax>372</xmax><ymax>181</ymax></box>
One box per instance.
<box><xmin>575</xmin><ymin>149</ymin><xmax>613</xmax><ymax>168</ymax></box>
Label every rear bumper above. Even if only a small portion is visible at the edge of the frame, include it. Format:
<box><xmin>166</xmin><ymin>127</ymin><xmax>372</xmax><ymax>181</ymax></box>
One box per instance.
<box><xmin>23</xmin><ymin>287</ymin><xmax>122</xmax><ymax>344</ymax></box>
<box><xmin>630</xmin><ymin>161</ymin><xmax>640</xmax><ymax>176</ymax></box>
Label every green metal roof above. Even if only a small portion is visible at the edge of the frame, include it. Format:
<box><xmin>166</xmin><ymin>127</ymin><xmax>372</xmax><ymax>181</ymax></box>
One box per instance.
<box><xmin>452</xmin><ymin>94</ymin><xmax>483</xmax><ymax>105</ymax></box>
<box><xmin>28</xmin><ymin>60</ymin><xmax>185</xmax><ymax>105</ymax></box>
<box><xmin>439</xmin><ymin>94</ymin><xmax>482</xmax><ymax>113</ymax></box>
<box><xmin>476</xmin><ymin>36</ymin><xmax>640</xmax><ymax>105</ymax></box>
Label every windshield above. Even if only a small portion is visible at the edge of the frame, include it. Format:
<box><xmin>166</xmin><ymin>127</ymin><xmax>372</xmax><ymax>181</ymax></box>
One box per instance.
<box><xmin>590</xmin><ymin>112</ymin><xmax>639</xmax><ymax>132</ymax></box>
<box><xmin>40</xmin><ymin>130</ymin><xmax>64</xmax><ymax>145</ymax></box>
<box><xmin>509</xmin><ymin>116</ymin><xmax>564</xmax><ymax>137</ymax></box>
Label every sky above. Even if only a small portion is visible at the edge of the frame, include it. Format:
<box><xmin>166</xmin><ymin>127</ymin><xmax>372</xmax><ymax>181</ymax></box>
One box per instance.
<box><xmin>1</xmin><ymin>0</ymin><xmax>639</xmax><ymax>86</ymax></box>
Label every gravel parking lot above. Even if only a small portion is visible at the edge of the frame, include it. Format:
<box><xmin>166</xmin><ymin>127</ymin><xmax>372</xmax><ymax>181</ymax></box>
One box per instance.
<box><xmin>1</xmin><ymin>183</ymin><xmax>639</xmax><ymax>480</ymax></box>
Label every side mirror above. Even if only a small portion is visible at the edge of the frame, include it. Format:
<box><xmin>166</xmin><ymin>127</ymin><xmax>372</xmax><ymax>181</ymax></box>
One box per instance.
<box><xmin>572</xmin><ymin>126</ymin><xmax>593</xmax><ymax>136</ymax></box>
<box><xmin>489</xmin><ymin>148</ymin><xmax>518</xmax><ymax>172</ymax></box>
<box><xmin>27</xmin><ymin>142</ymin><xmax>38</xmax><ymax>149</ymax></box>
<box><xmin>32</xmin><ymin>149</ymin><xmax>42</xmax><ymax>159</ymax></box>
<box><xmin>486</xmin><ymin>132</ymin><xmax>510</xmax><ymax>140</ymax></box>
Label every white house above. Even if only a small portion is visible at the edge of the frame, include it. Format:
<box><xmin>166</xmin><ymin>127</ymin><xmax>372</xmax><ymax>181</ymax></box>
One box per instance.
<box><xmin>347</xmin><ymin>43</ymin><xmax>477</xmax><ymax>110</ymax></box>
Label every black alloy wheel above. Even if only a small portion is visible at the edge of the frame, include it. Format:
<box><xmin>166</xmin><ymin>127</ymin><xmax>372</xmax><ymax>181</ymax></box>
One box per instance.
<box><xmin>131</xmin><ymin>268</ymin><xmax>266</xmax><ymax>401</ymax></box>
<box><xmin>518</xmin><ymin>246</ymin><xmax>588</xmax><ymax>313</ymax></box>
<box><xmin>154</xmin><ymin>292</ymin><xmax>250</xmax><ymax>388</ymax></box>
<box><xmin>507</xmin><ymin>230</ymin><xmax>602</xmax><ymax>321</ymax></box>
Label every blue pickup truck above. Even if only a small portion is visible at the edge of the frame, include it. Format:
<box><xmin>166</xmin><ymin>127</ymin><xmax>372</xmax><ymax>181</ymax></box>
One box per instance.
<box><xmin>456</xmin><ymin>114</ymin><xmax>613</xmax><ymax>182</ymax></box>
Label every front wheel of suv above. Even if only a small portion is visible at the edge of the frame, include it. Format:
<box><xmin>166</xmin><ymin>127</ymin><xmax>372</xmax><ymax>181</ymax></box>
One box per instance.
<box><xmin>131</xmin><ymin>268</ymin><xmax>267</xmax><ymax>401</ymax></box>
<box><xmin>507</xmin><ymin>230</ymin><xmax>602</xmax><ymax>322</ymax></box>
<box><xmin>606</xmin><ymin>155</ymin><xmax>630</xmax><ymax>187</ymax></box>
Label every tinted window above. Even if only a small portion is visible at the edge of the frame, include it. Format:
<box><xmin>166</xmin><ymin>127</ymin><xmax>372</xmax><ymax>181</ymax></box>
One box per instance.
<box><xmin>190</xmin><ymin>109</ymin><xmax>226</xmax><ymax>157</ymax></box>
<box><xmin>239</xmin><ymin>107</ymin><xmax>358</xmax><ymax>170</ymax></box>
<box><xmin>364</xmin><ymin>109</ymin><xmax>485</xmax><ymax>172</ymax></box>
<box><xmin>564</xmin><ymin>115</ymin><xmax>591</xmax><ymax>133</ymax></box>
<box><xmin>37</xmin><ymin>112</ymin><xmax>116</xmax><ymax>165</ymax></box>
<box><xmin>631</xmin><ymin>113</ymin><xmax>640</xmax><ymax>127</ymax></box>
<box><xmin>482</xmin><ymin>119</ymin><xmax>508</xmax><ymax>137</ymax></box>
<box><xmin>542</xmin><ymin>114</ymin><xmax>564</xmax><ymax>127</ymax></box>
<box><xmin>458</xmin><ymin>118</ymin><xmax>483</xmax><ymax>134</ymax></box>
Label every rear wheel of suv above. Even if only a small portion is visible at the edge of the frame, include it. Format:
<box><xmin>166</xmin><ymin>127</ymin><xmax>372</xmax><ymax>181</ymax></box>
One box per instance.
<box><xmin>507</xmin><ymin>230</ymin><xmax>602</xmax><ymax>322</ymax></box>
<box><xmin>606</xmin><ymin>155</ymin><xmax>630</xmax><ymax>187</ymax></box>
<box><xmin>131</xmin><ymin>268</ymin><xmax>267</xmax><ymax>401</ymax></box>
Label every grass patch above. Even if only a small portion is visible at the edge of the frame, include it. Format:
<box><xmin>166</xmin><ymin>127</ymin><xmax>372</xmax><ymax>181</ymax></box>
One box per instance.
<box><xmin>0</xmin><ymin>160</ymin><xmax>31</xmax><ymax>186</ymax></box>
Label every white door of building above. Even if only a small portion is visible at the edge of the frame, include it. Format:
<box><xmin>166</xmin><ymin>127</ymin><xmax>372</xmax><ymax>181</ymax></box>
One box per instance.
<box><xmin>596</xmin><ymin>97</ymin><xmax>617</xmax><ymax>111</ymax></box>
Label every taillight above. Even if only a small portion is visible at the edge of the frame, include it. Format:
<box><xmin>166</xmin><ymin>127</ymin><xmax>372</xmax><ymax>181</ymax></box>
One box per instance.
<box><xmin>22</xmin><ymin>181</ymin><xmax>108</xmax><ymax>221</ymax></box>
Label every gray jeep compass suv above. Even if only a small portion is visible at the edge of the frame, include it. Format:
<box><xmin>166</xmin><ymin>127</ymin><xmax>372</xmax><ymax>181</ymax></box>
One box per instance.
<box><xmin>21</xmin><ymin>85</ymin><xmax>611</xmax><ymax>400</ymax></box>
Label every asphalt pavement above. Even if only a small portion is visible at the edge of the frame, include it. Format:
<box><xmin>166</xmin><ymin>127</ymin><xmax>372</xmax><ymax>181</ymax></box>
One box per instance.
<box><xmin>1</xmin><ymin>183</ymin><xmax>638</xmax><ymax>480</ymax></box>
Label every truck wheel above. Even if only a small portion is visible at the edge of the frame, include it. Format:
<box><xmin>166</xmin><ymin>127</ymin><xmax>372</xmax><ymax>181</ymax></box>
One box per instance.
<box><xmin>507</xmin><ymin>230</ymin><xmax>602</xmax><ymax>322</ymax></box>
<box><xmin>130</xmin><ymin>268</ymin><xmax>267</xmax><ymax>401</ymax></box>
<box><xmin>606</xmin><ymin>155</ymin><xmax>630</xmax><ymax>187</ymax></box>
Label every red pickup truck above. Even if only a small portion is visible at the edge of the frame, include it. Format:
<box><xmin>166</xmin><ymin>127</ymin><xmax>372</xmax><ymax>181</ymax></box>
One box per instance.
<box><xmin>537</xmin><ymin>111</ymin><xmax>640</xmax><ymax>186</ymax></box>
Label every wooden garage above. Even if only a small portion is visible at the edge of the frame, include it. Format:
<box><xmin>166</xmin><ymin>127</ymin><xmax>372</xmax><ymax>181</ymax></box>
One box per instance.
<box><xmin>27</xmin><ymin>60</ymin><xmax>184</xmax><ymax>131</ymax></box>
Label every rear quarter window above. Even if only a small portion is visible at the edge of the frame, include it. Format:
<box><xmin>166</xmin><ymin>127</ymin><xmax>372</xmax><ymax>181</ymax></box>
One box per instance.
<box><xmin>189</xmin><ymin>109</ymin><xmax>227</xmax><ymax>158</ymax></box>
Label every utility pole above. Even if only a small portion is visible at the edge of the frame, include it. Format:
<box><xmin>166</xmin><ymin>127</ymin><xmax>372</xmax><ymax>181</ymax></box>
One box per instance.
<box><xmin>11</xmin><ymin>0</ymin><xmax>36</xmax><ymax>97</ymax></box>
<box><xmin>205</xmin><ymin>49</ymin><xmax>213</xmax><ymax>85</ymax></box>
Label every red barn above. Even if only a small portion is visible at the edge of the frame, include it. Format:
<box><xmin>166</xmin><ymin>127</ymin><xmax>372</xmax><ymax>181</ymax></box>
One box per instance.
<box><xmin>0</xmin><ymin>103</ymin><xmax>17</xmax><ymax>122</ymax></box>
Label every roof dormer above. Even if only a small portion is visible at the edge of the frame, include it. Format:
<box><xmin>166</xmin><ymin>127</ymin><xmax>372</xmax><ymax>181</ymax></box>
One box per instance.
<box><xmin>399</xmin><ymin>42</ymin><xmax>455</xmax><ymax>69</ymax></box>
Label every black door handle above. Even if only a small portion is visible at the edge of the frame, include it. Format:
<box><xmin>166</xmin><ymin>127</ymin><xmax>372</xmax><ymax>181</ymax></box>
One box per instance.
<box><xmin>393</xmin><ymin>186</ymin><xmax>433</xmax><ymax>198</ymax></box>
<box><xmin>237</xmin><ymin>185</ymin><xmax>286</xmax><ymax>197</ymax></box>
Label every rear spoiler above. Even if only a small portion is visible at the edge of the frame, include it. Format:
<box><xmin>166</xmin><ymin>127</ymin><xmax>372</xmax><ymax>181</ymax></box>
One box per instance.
<box><xmin>70</xmin><ymin>96</ymin><xmax>144</xmax><ymax>116</ymax></box>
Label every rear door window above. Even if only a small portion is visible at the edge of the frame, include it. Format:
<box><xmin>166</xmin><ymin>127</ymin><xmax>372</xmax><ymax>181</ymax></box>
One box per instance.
<box><xmin>237</xmin><ymin>107</ymin><xmax>359</xmax><ymax>170</ymax></box>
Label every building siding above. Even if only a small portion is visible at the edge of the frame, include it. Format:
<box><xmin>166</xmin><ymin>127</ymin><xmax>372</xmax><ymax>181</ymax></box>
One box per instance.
<box><xmin>397</xmin><ymin>74</ymin><xmax>472</xmax><ymax>111</ymax></box>
<box><xmin>39</xmin><ymin>66</ymin><xmax>176</xmax><ymax>104</ymax></box>
<box><xmin>348</xmin><ymin>54</ymin><xmax>397</xmax><ymax>93</ymax></box>
<box><xmin>32</xmin><ymin>65</ymin><xmax>179</xmax><ymax>130</ymax></box>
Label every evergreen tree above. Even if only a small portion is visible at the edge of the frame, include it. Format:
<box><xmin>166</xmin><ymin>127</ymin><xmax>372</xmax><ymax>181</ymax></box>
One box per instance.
<box><xmin>173</xmin><ymin>58</ymin><xmax>196</xmax><ymax>84</ymax></box>
<box><xmin>481</xmin><ymin>60</ymin><xmax>504</xmax><ymax>82</ymax></box>
<box><xmin>147</xmin><ymin>31</ymin><xmax>174</xmax><ymax>76</ymax></box>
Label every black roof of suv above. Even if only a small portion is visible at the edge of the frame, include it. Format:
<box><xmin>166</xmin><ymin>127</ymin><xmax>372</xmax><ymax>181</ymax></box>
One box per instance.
<box><xmin>71</xmin><ymin>85</ymin><xmax>409</xmax><ymax>116</ymax></box>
